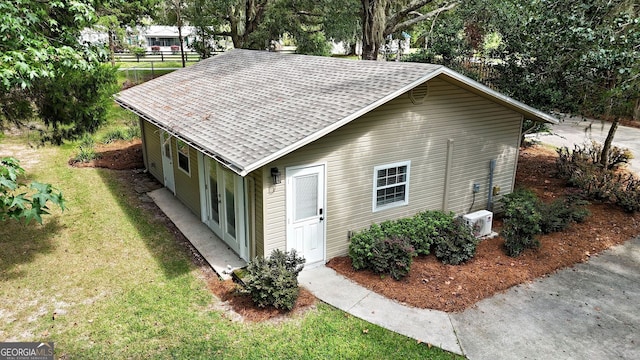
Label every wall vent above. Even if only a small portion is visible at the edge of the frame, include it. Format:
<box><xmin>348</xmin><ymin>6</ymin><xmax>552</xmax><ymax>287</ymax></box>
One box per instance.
<box><xmin>409</xmin><ymin>83</ymin><xmax>429</xmax><ymax>104</ymax></box>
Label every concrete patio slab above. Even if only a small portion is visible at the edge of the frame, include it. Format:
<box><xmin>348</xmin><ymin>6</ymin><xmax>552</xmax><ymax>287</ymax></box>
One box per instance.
<box><xmin>148</xmin><ymin>188</ymin><xmax>245</xmax><ymax>279</ymax></box>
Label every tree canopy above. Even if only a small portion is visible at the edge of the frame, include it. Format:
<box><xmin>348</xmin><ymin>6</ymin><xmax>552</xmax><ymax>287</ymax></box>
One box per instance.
<box><xmin>0</xmin><ymin>0</ymin><xmax>117</xmax><ymax>143</ymax></box>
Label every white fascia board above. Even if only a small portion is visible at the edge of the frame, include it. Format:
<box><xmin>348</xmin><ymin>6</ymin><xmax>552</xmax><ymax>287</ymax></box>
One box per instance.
<box><xmin>240</xmin><ymin>66</ymin><xmax>445</xmax><ymax>175</ymax></box>
<box><xmin>438</xmin><ymin>67</ymin><xmax>560</xmax><ymax>124</ymax></box>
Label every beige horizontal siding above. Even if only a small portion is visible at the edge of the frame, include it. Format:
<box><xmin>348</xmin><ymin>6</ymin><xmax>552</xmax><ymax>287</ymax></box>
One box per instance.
<box><xmin>262</xmin><ymin>77</ymin><xmax>522</xmax><ymax>260</ymax></box>
<box><xmin>143</xmin><ymin>120</ymin><xmax>163</xmax><ymax>183</ymax></box>
<box><xmin>174</xmin><ymin>142</ymin><xmax>201</xmax><ymax>218</ymax></box>
<box><xmin>247</xmin><ymin>168</ymin><xmax>264</xmax><ymax>258</ymax></box>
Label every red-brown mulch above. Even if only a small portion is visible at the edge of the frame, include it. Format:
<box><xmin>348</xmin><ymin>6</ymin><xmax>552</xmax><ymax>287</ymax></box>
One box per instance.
<box><xmin>328</xmin><ymin>146</ymin><xmax>640</xmax><ymax>312</ymax></box>
<box><xmin>70</xmin><ymin>139</ymin><xmax>144</xmax><ymax>170</ymax></box>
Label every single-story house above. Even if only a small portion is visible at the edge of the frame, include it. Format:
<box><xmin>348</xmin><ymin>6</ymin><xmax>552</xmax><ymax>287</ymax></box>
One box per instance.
<box><xmin>115</xmin><ymin>49</ymin><xmax>557</xmax><ymax>266</ymax></box>
<box><xmin>142</xmin><ymin>25</ymin><xmax>195</xmax><ymax>52</ymax></box>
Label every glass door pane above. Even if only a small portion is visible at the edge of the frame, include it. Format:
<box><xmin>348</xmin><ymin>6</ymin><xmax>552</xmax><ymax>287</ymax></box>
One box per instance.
<box><xmin>224</xmin><ymin>170</ymin><xmax>236</xmax><ymax>238</ymax></box>
<box><xmin>209</xmin><ymin>161</ymin><xmax>219</xmax><ymax>224</ymax></box>
<box><xmin>294</xmin><ymin>174</ymin><xmax>318</xmax><ymax>221</ymax></box>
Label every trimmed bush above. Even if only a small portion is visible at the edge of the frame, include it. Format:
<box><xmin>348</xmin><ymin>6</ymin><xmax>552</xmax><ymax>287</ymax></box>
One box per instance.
<box><xmin>434</xmin><ymin>217</ymin><xmax>478</xmax><ymax>265</ymax></box>
<box><xmin>501</xmin><ymin>189</ymin><xmax>542</xmax><ymax>257</ymax></box>
<box><xmin>243</xmin><ymin>249</ymin><xmax>305</xmax><ymax>310</ymax></box>
<box><xmin>538</xmin><ymin>196</ymin><xmax>590</xmax><ymax>234</ymax></box>
<box><xmin>613</xmin><ymin>174</ymin><xmax>640</xmax><ymax>213</ymax></box>
<box><xmin>370</xmin><ymin>236</ymin><xmax>415</xmax><ymax>280</ymax></box>
<box><xmin>348</xmin><ymin>223</ymin><xmax>385</xmax><ymax>270</ymax></box>
<box><xmin>414</xmin><ymin>210</ymin><xmax>456</xmax><ymax>254</ymax></box>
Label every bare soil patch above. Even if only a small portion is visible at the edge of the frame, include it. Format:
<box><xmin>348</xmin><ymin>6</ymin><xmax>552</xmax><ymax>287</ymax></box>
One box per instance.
<box><xmin>69</xmin><ymin>139</ymin><xmax>144</xmax><ymax>170</ymax></box>
<box><xmin>82</xmin><ymin>142</ymin><xmax>639</xmax><ymax>316</ymax></box>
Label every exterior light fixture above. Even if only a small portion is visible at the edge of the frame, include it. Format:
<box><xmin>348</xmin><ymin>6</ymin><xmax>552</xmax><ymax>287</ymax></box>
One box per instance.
<box><xmin>271</xmin><ymin>167</ymin><xmax>281</xmax><ymax>185</ymax></box>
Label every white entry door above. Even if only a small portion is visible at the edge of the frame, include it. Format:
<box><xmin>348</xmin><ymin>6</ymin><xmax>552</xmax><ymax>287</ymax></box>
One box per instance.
<box><xmin>205</xmin><ymin>158</ymin><xmax>243</xmax><ymax>256</ymax></box>
<box><xmin>286</xmin><ymin>164</ymin><xmax>325</xmax><ymax>265</ymax></box>
<box><xmin>160</xmin><ymin>131</ymin><xmax>175</xmax><ymax>194</ymax></box>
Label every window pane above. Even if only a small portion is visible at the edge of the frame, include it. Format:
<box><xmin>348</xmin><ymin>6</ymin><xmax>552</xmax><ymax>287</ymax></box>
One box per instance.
<box><xmin>295</xmin><ymin>174</ymin><xmax>318</xmax><ymax>221</ymax></box>
<box><xmin>377</xmin><ymin>169</ymin><xmax>386</xmax><ymax>179</ymax></box>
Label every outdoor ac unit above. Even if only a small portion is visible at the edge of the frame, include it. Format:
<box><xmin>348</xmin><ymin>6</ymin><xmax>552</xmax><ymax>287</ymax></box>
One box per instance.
<box><xmin>463</xmin><ymin>210</ymin><xmax>493</xmax><ymax>238</ymax></box>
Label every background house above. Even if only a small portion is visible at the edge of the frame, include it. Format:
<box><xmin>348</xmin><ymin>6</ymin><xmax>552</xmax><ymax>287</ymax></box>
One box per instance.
<box><xmin>116</xmin><ymin>49</ymin><xmax>557</xmax><ymax>266</ymax></box>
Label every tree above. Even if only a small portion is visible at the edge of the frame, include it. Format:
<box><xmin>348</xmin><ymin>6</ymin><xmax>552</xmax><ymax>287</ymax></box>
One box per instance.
<box><xmin>0</xmin><ymin>0</ymin><xmax>118</xmax><ymax>143</ymax></box>
<box><xmin>361</xmin><ymin>0</ymin><xmax>458</xmax><ymax>60</ymax></box>
<box><xmin>0</xmin><ymin>158</ymin><xmax>65</xmax><ymax>224</ymax></box>
<box><xmin>182</xmin><ymin>0</ymin><xmax>359</xmax><ymax>55</ymax></box>
<box><xmin>95</xmin><ymin>0</ymin><xmax>161</xmax><ymax>65</ymax></box>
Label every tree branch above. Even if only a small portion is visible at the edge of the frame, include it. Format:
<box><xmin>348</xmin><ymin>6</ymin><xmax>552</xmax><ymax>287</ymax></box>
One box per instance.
<box><xmin>386</xmin><ymin>2</ymin><xmax>458</xmax><ymax>36</ymax></box>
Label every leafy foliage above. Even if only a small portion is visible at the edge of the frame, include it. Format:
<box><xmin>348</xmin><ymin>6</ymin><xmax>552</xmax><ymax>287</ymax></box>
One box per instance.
<box><xmin>35</xmin><ymin>65</ymin><xmax>119</xmax><ymax>144</ymax></box>
<box><xmin>433</xmin><ymin>217</ymin><xmax>478</xmax><ymax>265</ymax></box>
<box><xmin>0</xmin><ymin>157</ymin><xmax>66</xmax><ymax>224</ymax></box>
<box><xmin>348</xmin><ymin>223</ymin><xmax>385</xmax><ymax>270</ymax></box>
<box><xmin>370</xmin><ymin>236</ymin><xmax>415</xmax><ymax>280</ymax></box>
<box><xmin>243</xmin><ymin>249</ymin><xmax>305</xmax><ymax>310</ymax></box>
<box><xmin>556</xmin><ymin>142</ymin><xmax>640</xmax><ymax>212</ymax></box>
<box><xmin>501</xmin><ymin>189</ymin><xmax>542</xmax><ymax>257</ymax></box>
<box><xmin>1</xmin><ymin>0</ymin><xmax>118</xmax><ymax>143</ymax></box>
<box><xmin>349</xmin><ymin>210</ymin><xmax>476</xmax><ymax>275</ymax></box>
<box><xmin>538</xmin><ymin>197</ymin><xmax>591</xmax><ymax>234</ymax></box>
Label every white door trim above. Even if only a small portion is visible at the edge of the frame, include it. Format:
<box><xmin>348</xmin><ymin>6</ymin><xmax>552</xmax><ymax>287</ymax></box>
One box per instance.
<box><xmin>202</xmin><ymin>157</ymin><xmax>248</xmax><ymax>261</ymax></box>
<box><xmin>160</xmin><ymin>131</ymin><xmax>175</xmax><ymax>194</ymax></box>
<box><xmin>286</xmin><ymin>163</ymin><xmax>326</xmax><ymax>266</ymax></box>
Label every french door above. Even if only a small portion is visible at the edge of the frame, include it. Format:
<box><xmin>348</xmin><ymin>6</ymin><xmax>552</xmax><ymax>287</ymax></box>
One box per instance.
<box><xmin>205</xmin><ymin>158</ymin><xmax>244</xmax><ymax>257</ymax></box>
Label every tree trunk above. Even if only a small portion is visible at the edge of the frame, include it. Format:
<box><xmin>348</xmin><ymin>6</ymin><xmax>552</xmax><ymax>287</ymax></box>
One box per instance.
<box><xmin>178</xmin><ymin>23</ymin><xmax>186</xmax><ymax>67</ymax></box>
<box><xmin>108</xmin><ymin>29</ymin><xmax>116</xmax><ymax>66</ymax></box>
<box><xmin>361</xmin><ymin>0</ymin><xmax>386</xmax><ymax>60</ymax></box>
<box><xmin>600</xmin><ymin>117</ymin><xmax>620</xmax><ymax>167</ymax></box>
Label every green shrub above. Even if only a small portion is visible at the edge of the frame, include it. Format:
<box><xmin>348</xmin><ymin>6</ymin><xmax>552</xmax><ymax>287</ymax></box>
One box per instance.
<box><xmin>348</xmin><ymin>224</ymin><xmax>385</xmax><ymax>270</ymax></box>
<box><xmin>613</xmin><ymin>174</ymin><xmax>640</xmax><ymax>213</ymax></box>
<box><xmin>414</xmin><ymin>210</ymin><xmax>456</xmax><ymax>254</ymax></box>
<box><xmin>370</xmin><ymin>236</ymin><xmax>415</xmax><ymax>280</ymax></box>
<box><xmin>243</xmin><ymin>249</ymin><xmax>305</xmax><ymax>310</ymax></box>
<box><xmin>538</xmin><ymin>196</ymin><xmax>590</xmax><ymax>234</ymax></box>
<box><xmin>131</xmin><ymin>46</ymin><xmax>146</xmax><ymax>57</ymax></box>
<box><xmin>501</xmin><ymin>189</ymin><xmax>542</xmax><ymax>257</ymax></box>
<box><xmin>433</xmin><ymin>217</ymin><xmax>478</xmax><ymax>265</ymax></box>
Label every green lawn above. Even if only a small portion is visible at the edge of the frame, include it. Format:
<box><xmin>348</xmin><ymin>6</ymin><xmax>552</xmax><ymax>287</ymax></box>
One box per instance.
<box><xmin>0</xmin><ymin>129</ymin><xmax>462</xmax><ymax>359</ymax></box>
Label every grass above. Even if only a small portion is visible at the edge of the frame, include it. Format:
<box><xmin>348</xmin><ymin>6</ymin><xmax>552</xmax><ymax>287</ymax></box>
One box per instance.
<box><xmin>0</xmin><ymin>132</ymin><xmax>461</xmax><ymax>359</ymax></box>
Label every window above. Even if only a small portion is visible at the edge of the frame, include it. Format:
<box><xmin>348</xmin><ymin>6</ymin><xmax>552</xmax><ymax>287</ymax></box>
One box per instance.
<box><xmin>373</xmin><ymin>161</ymin><xmax>410</xmax><ymax>211</ymax></box>
<box><xmin>177</xmin><ymin>140</ymin><xmax>190</xmax><ymax>175</ymax></box>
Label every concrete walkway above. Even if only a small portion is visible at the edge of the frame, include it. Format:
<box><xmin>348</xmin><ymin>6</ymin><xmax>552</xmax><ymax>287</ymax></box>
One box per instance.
<box><xmin>529</xmin><ymin>117</ymin><xmax>640</xmax><ymax>175</ymax></box>
<box><xmin>300</xmin><ymin>237</ymin><xmax>640</xmax><ymax>359</ymax></box>
<box><xmin>148</xmin><ymin>188</ymin><xmax>245</xmax><ymax>279</ymax></box>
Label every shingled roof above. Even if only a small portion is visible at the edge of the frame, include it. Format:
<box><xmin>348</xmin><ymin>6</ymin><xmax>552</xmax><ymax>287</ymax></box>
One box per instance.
<box><xmin>116</xmin><ymin>49</ymin><xmax>557</xmax><ymax>176</ymax></box>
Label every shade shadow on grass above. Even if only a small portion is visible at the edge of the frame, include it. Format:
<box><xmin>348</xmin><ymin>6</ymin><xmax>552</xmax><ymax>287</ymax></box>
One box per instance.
<box><xmin>0</xmin><ymin>217</ymin><xmax>62</xmax><ymax>280</ymax></box>
<box><xmin>93</xmin><ymin>167</ymin><xmax>192</xmax><ymax>279</ymax></box>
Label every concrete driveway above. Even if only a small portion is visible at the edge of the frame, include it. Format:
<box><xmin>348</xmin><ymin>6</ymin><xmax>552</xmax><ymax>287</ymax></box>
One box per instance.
<box><xmin>450</xmin><ymin>236</ymin><xmax>640</xmax><ymax>359</ymax></box>
<box><xmin>529</xmin><ymin>117</ymin><xmax>640</xmax><ymax>175</ymax></box>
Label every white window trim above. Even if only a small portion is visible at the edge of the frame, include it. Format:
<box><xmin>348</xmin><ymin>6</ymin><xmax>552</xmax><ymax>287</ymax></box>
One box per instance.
<box><xmin>176</xmin><ymin>140</ymin><xmax>191</xmax><ymax>176</ymax></box>
<box><xmin>372</xmin><ymin>160</ymin><xmax>411</xmax><ymax>212</ymax></box>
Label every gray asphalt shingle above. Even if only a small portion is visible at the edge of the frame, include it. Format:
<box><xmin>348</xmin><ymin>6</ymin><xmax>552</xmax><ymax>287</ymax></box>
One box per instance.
<box><xmin>115</xmin><ymin>49</ymin><xmax>442</xmax><ymax>174</ymax></box>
